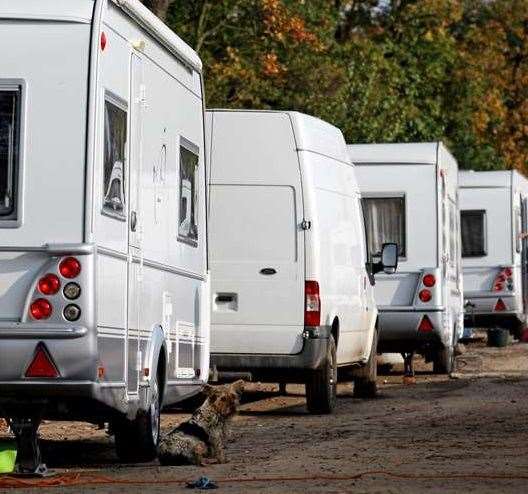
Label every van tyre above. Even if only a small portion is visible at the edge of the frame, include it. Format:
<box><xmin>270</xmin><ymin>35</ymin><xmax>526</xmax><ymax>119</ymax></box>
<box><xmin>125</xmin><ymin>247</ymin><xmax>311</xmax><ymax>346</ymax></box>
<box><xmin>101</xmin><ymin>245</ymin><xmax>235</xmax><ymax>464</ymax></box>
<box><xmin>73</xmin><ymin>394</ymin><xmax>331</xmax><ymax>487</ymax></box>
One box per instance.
<box><xmin>114</xmin><ymin>370</ymin><xmax>161</xmax><ymax>463</ymax></box>
<box><xmin>433</xmin><ymin>344</ymin><xmax>454</xmax><ymax>374</ymax></box>
<box><xmin>353</xmin><ymin>329</ymin><xmax>378</xmax><ymax>398</ymax></box>
<box><xmin>305</xmin><ymin>335</ymin><xmax>337</xmax><ymax>414</ymax></box>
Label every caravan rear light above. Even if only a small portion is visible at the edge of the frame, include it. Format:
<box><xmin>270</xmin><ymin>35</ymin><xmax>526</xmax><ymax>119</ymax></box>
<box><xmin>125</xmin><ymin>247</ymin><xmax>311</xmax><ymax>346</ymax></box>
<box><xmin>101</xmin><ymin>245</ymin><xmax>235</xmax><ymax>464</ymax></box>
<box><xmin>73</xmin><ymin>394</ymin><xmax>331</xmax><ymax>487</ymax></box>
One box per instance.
<box><xmin>59</xmin><ymin>257</ymin><xmax>81</xmax><ymax>279</ymax></box>
<box><xmin>30</xmin><ymin>299</ymin><xmax>52</xmax><ymax>320</ymax></box>
<box><xmin>25</xmin><ymin>344</ymin><xmax>59</xmax><ymax>378</ymax></box>
<box><xmin>493</xmin><ymin>268</ymin><xmax>513</xmax><ymax>292</ymax></box>
<box><xmin>63</xmin><ymin>282</ymin><xmax>81</xmax><ymax>300</ymax></box>
<box><xmin>38</xmin><ymin>274</ymin><xmax>61</xmax><ymax>295</ymax></box>
<box><xmin>419</xmin><ymin>289</ymin><xmax>432</xmax><ymax>303</ymax></box>
<box><xmin>305</xmin><ymin>281</ymin><xmax>321</xmax><ymax>327</ymax></box>
<box><xmin>418</xmin><ymin>315</ymin><xmax>434</xmax><ymax>333</ymax></box>
<box><xmin>422</xmin><ymin>274</ymin><xmax>436</xmax><ymax>288</ymax></box>
<box><xmin>494</xmin><ymin>299</ymin><xmax>507</xmax><ymax>312</ymax></box>
<box><xmin>63</xmin><ymin>304</ymin><xmax>81</xmax><ymax>322</ymax></box>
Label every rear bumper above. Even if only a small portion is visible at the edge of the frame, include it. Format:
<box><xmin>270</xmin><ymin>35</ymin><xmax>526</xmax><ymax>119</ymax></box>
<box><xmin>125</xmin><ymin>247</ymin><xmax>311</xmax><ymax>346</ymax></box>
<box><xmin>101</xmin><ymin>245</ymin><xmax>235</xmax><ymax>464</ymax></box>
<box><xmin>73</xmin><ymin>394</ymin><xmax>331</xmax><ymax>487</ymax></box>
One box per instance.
<box><xmin>378</xmin><ymin>310</ymin><xmax>444</xmax><ymax>353</ymax></box>
<box><xmin>211</xmin><ymin>326</ymin><xmax>330</xmax><ymax>383</ymax></box>
<box><xmin>463</xmin><ymin>293</ymin><xmax>522</xmax><ymax>325</ymax></box>
<box><xmin>0</xmin><ymin>321</ymin><xmax>104</xmax><ymax>417</ymax></box>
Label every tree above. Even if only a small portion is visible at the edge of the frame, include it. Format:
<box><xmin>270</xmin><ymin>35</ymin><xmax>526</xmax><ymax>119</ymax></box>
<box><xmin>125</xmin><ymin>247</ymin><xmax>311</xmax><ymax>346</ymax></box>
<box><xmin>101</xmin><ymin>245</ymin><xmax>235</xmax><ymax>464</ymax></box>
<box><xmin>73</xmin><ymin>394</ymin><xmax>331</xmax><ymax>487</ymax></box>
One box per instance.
<box><xmin>141</xmin><ymin>0</ymin><xmax>173</xmax><ymax>21</ymax></box>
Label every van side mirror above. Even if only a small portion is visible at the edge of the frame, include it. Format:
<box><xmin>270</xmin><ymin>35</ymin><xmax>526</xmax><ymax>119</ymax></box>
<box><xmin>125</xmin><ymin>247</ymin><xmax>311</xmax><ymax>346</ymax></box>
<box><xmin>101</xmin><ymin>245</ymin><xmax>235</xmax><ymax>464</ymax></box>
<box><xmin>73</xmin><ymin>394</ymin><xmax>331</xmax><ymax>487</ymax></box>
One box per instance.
<box><xmin>372</xmin><ymin>243</ymin><xmax>399</xmax><ymax>275</ymax></box>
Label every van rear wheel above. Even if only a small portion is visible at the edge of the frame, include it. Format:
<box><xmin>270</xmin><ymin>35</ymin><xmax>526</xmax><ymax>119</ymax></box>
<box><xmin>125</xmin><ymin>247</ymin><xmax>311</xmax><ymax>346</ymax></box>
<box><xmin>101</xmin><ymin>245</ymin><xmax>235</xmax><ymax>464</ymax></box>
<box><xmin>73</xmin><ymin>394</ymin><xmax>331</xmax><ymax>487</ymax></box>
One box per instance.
<box><xmin>353</xmin><ymin>329</ymin><xmax>378</xmax><ymax>398</ymax></box>
<box><xmin>305</xmin><ymin>336</ymin><xmax>337</xmax><ymax>414</ymax></box>
<box><xmin>114</xmin><ymin>371</ymin><xmax>161</xmax><ymax>463</ymax></box>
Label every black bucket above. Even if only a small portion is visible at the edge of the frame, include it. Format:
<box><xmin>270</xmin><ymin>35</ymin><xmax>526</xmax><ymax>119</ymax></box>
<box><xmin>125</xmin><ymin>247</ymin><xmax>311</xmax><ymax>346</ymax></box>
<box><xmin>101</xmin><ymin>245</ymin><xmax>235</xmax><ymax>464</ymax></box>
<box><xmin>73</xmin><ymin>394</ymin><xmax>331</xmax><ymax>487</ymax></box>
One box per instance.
<box><xmin>487</xmin><ymin>328</ymin><xmax>510</xmax><ymax>348</ymax></box>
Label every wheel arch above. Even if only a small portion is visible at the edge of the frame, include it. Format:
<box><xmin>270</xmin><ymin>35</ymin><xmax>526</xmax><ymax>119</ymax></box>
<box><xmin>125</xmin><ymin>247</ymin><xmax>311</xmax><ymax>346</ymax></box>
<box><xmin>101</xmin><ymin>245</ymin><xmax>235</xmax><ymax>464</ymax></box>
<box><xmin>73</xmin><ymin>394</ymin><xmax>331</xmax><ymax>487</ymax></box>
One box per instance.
<box><xmin>144</xmin><ymin>325</ymin><xmax>169</xmax><ymax>405</ymax></box>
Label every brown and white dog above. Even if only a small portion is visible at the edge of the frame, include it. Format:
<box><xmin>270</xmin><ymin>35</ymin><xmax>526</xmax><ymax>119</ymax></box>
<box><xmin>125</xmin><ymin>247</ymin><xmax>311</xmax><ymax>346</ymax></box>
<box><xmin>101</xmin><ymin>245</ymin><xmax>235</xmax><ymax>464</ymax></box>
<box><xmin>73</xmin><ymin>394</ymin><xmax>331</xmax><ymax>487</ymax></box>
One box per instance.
<box><xmin>158</xmin><ymin>380</ymin><xmax>245</xmax><ymax>466</ymax></box>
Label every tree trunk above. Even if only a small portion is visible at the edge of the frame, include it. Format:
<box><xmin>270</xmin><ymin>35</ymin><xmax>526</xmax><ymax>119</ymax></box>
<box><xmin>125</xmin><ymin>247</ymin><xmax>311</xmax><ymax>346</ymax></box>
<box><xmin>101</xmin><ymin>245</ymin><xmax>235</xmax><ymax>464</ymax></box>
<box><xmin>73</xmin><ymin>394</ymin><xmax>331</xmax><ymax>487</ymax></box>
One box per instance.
<box><xmin>142</xmin><ymin>0</ymin><xmax>171</xmax><ymax>21</ymax></box>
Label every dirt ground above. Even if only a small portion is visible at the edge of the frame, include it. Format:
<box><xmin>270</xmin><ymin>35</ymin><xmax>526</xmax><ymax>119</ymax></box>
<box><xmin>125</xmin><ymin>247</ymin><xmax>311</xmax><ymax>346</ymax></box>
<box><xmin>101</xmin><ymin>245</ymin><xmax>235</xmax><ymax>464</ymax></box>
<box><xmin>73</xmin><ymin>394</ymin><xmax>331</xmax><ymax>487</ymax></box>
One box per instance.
<box><xmin>2</xmin><ymin>335</ymin><xmax>528</xmax><ymax>493</ymax></box>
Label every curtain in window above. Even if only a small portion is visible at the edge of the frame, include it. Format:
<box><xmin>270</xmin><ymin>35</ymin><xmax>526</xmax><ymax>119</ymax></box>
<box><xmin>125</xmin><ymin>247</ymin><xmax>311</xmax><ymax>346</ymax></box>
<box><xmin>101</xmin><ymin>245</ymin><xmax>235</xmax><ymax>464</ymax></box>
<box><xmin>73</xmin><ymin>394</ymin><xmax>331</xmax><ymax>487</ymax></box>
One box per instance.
<box><xmin>461</xmin><ymin>210</ymin><xmax>486</xmax><ymax>257</ymax></box>
<box><xmin>362</xmin><ymin>197</ymin><xmax>406</xmax><ymax>257</ymax></box>
<box><xmin>0</xmin><ymin>89</ymin><xmax>20</xmax><ymax>217</ymax></box>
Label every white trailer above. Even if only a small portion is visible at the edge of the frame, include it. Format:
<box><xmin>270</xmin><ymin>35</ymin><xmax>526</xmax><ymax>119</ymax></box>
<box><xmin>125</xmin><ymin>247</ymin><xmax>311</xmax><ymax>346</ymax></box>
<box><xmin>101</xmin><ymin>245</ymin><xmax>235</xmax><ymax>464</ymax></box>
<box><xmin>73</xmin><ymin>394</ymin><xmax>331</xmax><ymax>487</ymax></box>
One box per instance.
<box><xmin>0</xmin><ymin>0</ymin><xmax>209</xmax><ymax>470</ymax></box>
<box><xmin>207</xmin><ymin>110</ymin><xmax>398</xmax><ymax>414</ymax></box>
<box><xmin>459</xmin><ymin>170</ymin><xmax>528</xmax><ymax>338</ymax></box>
<box><xmin>350</xmin><ymin>143</ymin><xmax>464</xmax><ymax>374</ymax></box>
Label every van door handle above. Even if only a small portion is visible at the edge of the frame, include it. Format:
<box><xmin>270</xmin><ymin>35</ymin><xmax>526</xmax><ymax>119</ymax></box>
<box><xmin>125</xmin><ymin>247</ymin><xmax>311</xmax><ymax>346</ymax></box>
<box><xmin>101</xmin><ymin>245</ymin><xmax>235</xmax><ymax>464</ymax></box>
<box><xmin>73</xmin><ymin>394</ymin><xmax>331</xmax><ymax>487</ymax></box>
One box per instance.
<box><xmin>260</xmin><ymin>268</ymin><xmax>277</xmax><ymax>275</ymax></box>
<box><xmin>130</xmin><ymin>211</ymin><xmax>137</xmax><ymax>232</ymax></box>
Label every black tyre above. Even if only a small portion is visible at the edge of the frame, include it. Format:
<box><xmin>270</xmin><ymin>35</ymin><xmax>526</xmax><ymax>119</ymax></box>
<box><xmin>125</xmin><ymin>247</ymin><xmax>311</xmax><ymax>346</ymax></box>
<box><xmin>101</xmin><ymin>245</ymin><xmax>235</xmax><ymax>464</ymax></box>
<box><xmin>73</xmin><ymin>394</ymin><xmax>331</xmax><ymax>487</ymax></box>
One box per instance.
<box><xmin>114</xmin><ymin>370</ymin><xmax>161</xmax><ymax>463</ymax></box>
<box><xmin>305</xmin><ymin>335</ymin><xmax>337</xmax><ymax>414</ymax></box>
<box><xmin>433</xmin><ymin>344</ymin><xmax>454</xmax><ymax>374</ymax></box>
<box><xmin>354</xmin><ymin>329</ymin><xmax>378</xmax><ymax>398</ymax></box>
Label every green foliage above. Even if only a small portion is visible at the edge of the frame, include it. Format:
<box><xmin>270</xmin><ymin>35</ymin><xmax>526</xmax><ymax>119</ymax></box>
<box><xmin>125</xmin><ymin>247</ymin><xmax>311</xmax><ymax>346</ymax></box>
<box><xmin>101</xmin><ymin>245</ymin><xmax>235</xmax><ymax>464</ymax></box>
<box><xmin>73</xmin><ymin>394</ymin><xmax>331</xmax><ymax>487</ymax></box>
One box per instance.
<box><xmin>144</xmin><ymin>0</ymin><xmax>528</xmax><ymax>173</ymax></box>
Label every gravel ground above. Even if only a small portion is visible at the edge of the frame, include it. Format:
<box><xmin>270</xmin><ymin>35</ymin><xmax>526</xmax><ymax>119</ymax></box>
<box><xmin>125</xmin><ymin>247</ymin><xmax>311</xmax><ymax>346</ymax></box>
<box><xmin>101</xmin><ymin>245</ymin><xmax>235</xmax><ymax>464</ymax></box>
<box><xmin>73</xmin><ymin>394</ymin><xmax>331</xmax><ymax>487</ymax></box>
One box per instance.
<box><xmin>1</xmin><ymin>335</ymin><xmax>528</xmax><ymax>493</ymax></box>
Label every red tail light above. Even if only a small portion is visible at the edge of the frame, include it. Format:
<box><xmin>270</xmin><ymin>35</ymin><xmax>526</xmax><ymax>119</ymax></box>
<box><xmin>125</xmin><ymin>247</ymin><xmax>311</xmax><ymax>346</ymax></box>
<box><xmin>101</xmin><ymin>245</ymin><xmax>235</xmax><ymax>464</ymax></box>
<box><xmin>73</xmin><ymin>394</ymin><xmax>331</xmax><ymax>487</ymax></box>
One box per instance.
<box><xmin>418</xmin><ymin>315</ymin><xmax>434</xmax><ymax>333</ymax></box>
<box><xmin>493</xmin><ymin>268</ymin><xmax>513</xmax><ymax>292</ymax></box>
<box><xmin>25</xmin><ymin>344</ymin><xmax>59</xmax><ymax>378</ymax></box>
<box><xmin>59</xmin><ymin>257</ymin><xmax>81</xmax><ymax>279</ymax></box>
<box><xmin>419</xmin><ymin>289</ymin><xmax>432</xmax><ymax>303</ymax></box>
<box><xmin>101</xmin><ymin>32</ymin><xmax>107</xmax><ymax>51</ymax></box>
<box><xmin>305</xmin><ymin>281</ymin><xmax>320</xmax><ymax>327</ymax></box>
<box><xmin>423</xmin><ymin>274</ymin><xmax>436</xmax><ymax>288</ymax></box>
<box><xmin>494</xmin><ymin>298</ymin><xmax>507</xmax><ymax>312</ymax></box>
<box><xmin>38</xmin><ymin>274</ymin><xmax>61</xmax><ymax>295</ymax></box>
<box><xmin>30</xmin><ymin>299</ymin><xmax>52</xmax><ymax>320</ymax></box>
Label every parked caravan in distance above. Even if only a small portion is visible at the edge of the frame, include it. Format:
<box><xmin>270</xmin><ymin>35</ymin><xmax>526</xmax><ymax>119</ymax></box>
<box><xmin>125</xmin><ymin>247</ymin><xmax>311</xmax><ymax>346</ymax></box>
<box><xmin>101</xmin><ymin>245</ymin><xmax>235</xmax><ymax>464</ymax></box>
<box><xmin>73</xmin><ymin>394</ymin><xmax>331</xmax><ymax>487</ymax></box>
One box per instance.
<box><xmin>0</xmin><ymin>0</ymin><xmax>209</xmax><ymax>468</ymax></box>
<box><xmin>350</xmin><ymin>143</ymin><xmax>463</xmax><ymax>374</ymax></box>
<box><xmin>207</xmin><ymin>110</ymin><xmax>397</xmax><ymax>414</ymax></box>
<box><xmin>459</xmin><ymin>170</ymin><xmax>528</xmax><ymax>339</ymax></box>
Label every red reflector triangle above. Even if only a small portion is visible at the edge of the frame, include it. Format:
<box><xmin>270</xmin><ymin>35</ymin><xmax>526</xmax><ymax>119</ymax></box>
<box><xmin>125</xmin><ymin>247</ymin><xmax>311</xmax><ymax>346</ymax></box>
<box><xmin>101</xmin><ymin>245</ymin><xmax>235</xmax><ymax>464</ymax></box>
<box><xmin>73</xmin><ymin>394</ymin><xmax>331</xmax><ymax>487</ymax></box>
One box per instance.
<box><xmin>494</xmin><ymin>299</ymin><xmax>507</xmax><ymax>312</ymax></box>
<box><xmin>25</xmin><ymin>344</ymin><xmax>59</xmax><ymax>378</ymax></box>
<box><xmin>418</xmin><ymin>315</ymin><xmax>434</xmax><ymax>333</ymax></box>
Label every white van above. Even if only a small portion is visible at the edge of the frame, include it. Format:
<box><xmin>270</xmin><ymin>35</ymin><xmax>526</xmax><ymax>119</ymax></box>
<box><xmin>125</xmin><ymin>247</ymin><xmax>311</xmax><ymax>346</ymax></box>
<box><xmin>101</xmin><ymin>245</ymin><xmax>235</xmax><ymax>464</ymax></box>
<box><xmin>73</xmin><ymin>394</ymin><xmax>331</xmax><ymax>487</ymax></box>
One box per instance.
<box><xmin>0</xmin><ymin>0</ymin><xmax>209</xmax><ymax>470</ymax></box>
<box><xmin>207</xmin><ymin>110</ymin><xmax>397</xmax><ymax>414</ymax></box>
<box><xmin>459</xmin><ymin>170</ymin><xmax>528</xmax><ymax>339</ymax></box>
<box><xmin>350</xmin><ymin>143</ymin><xmax>464</xmax><ymax>374</ymax></box>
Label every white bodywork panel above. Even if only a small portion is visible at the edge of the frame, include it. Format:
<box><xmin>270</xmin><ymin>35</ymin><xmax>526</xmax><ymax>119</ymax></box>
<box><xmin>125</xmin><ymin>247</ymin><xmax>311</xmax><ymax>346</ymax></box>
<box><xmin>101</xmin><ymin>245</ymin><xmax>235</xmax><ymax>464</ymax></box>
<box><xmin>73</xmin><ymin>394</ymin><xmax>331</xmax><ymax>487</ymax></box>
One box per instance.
<box><xmin>0</xmin><ymin>0</ymin><xmax>209</xmax><ymax>416</ymax></box>
<box><xmin>208</xmin><ymin>110</ymin><xmax>377</xmax><ymax>364</ymax></box>
<box><xmin>351</xmin><ymin>142</ymin><xmax>464</xmax><ymax>345</ymax></box>
<box><xmin>459</xmin><ymin>170</ymin><xmax>528</xmax><ymax>319</ymax></box>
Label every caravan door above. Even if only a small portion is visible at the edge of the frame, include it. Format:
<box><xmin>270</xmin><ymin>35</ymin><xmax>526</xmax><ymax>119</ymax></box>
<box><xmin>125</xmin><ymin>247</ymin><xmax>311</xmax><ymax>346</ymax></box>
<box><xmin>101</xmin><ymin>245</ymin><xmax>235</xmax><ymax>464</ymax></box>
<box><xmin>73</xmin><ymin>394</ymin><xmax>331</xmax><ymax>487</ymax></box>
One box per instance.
<box><xmin>126</xmin><ymin>52</ymin><xmax>144</xmax><ymax>395</ymax></box>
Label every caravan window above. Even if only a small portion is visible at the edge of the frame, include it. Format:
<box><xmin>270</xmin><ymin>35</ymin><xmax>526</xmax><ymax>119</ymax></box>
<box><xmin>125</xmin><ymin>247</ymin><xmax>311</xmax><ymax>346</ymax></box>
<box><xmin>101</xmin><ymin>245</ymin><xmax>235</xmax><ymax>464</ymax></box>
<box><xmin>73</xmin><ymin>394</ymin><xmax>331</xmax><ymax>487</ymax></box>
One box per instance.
<box><xmin>461</xmin><ymin>210</ymin><xmax>486</xmax><ymax>257</ymax></box>
<box><xmin>102</xmin><ymin>97</ymin><xmax>127</xmax><ymax>219</ymax></box>
<box><xmin>0</xmin><ymin>86</ymin><xmax>21</xmax><ymax>219</ymax></box>
<box><xmin>362</xmin><ymin>196</ymin><xmax>406</xmax><ymax>258</ymax></box>
<box><xmin>178</xmin><ymin>140</ymin><xmax>199</xmax><ymax>246</ymax></box>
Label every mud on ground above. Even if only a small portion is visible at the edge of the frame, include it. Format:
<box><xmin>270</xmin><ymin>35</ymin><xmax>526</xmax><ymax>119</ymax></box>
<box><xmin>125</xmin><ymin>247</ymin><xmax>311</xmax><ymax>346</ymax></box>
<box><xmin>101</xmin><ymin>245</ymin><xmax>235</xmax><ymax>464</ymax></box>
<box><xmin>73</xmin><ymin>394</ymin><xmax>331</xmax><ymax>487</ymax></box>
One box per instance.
<box><xmin>1</xmin><ymin>335</ymin><xmax>528</xmax><ymax>493</ymax></box>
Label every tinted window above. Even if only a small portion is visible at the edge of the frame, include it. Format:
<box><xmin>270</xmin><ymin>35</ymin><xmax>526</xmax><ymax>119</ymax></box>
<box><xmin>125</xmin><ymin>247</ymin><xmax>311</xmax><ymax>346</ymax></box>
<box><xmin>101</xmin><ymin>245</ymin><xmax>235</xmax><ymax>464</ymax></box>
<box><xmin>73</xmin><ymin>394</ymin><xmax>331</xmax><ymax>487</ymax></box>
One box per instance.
<box><xmin>103</xmin><ymin>99</ymin><xmax>127</xmax><ymax>218</ymax></box>
<box><xmin>0</xmin><ymin>87</ymin><xmax>21</xmax><ymax>219</ymax></box>
<box><xmin>362</xmin><ymin>197</ymin><xmax>406</xmax><ymax>257</ymax></box>
<box><xmin>178</xmin><ymin>144</ymin><xmax>199</xmax><ymax>245</ymax></box>
<box><xmin>461</xmin><ymin>210</ymin><xmax>486</xmax><ymax>257</ymax></box>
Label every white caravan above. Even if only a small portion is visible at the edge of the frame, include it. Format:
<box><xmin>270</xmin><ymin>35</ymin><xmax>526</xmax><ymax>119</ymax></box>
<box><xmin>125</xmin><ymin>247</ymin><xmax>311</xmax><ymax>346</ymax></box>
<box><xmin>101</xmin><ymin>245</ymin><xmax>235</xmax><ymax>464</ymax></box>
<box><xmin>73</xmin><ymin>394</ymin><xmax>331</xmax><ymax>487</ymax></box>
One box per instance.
<box><xmin>459</xmin><ymin>170</ymin><xmax>528</xmax><ymax>339</ymax></box>
<box><xmin>350</xmin><ymin>143</ymin><xmax>463</xmax><ymax>374</ymax></box>
<box><xmin>207</xmin><ymin>110</ymin><xmax>398</xmax><ymax>414</ymax></box>
<box><xmin>0</xmin><ymin>0</ymin><xmax>209</xmax><ymax>469</ymax></box>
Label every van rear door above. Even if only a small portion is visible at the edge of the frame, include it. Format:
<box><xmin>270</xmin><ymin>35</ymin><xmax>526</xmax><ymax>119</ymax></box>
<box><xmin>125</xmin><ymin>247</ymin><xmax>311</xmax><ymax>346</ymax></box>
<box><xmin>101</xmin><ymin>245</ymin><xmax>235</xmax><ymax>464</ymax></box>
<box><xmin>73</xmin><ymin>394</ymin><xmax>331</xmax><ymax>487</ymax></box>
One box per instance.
<box><xmin>208</xmin><ymin>111</ymin><xmax>305</xmax><ymax>356</ymax></box>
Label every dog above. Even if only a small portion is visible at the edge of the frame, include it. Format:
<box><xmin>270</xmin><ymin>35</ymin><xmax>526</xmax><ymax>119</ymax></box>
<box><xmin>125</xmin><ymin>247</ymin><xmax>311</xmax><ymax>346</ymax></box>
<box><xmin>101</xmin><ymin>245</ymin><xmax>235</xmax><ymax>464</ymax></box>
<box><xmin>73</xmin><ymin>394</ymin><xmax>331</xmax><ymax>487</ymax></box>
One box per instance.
<box><xmin>158</xmin><ymin>380</ymin><xmax>244</xmax><ymax>466</ymax></box>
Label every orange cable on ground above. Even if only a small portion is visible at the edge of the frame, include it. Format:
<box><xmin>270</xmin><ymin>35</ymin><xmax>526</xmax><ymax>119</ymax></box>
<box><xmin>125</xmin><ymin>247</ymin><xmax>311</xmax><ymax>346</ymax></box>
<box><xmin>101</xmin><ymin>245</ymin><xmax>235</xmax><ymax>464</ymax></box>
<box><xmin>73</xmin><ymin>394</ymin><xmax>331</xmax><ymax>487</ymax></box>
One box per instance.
<box><xmin>2</xmin><ymin>470</ymin><xmax>528</xmax><ymax>489</ymax></box>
